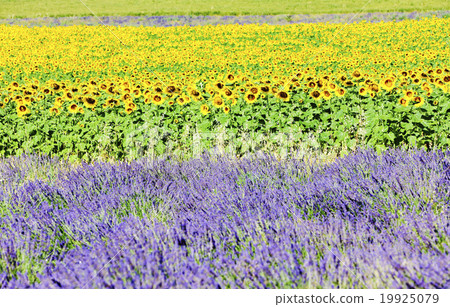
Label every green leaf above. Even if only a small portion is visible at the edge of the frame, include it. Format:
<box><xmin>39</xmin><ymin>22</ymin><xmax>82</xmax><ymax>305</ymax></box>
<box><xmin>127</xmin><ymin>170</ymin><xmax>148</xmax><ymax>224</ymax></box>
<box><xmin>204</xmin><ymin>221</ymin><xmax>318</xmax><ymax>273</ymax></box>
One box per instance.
<box><xmin>386</xmin><ymin>132</ymin><xmax>395</xmax><ymax>142</ymax></box>
<box><xmin>408</xmin><ymin>135</ymin><xmax>417</xmax><ymax>147</ymax></box>
<box><xmin>401</xmin><ymin>122</ymin><xmax>414</xmax><ymax>131</ymax></box>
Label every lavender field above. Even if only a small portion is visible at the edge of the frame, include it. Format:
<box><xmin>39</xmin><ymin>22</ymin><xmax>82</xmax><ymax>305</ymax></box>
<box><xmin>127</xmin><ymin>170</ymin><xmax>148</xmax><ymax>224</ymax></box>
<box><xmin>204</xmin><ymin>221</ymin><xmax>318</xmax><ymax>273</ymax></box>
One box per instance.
<box><xmin>0</xmin><ymin>148</ymin><xmax>449</xmax><ymax>288</ymax></box>
<box><xmin>2</xmin><ymin>10</ymin><xmax>449</xmax><ymax>27</ymax></box>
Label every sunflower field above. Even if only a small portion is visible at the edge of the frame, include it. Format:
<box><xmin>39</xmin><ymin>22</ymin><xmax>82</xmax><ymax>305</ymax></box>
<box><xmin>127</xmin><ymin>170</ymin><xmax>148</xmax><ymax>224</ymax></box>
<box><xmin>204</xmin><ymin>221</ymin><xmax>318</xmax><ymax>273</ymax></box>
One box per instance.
<box><xmin>1</xmin><ymin>17</ymin><xmax>450</xmax><ymax>161</ymax></box>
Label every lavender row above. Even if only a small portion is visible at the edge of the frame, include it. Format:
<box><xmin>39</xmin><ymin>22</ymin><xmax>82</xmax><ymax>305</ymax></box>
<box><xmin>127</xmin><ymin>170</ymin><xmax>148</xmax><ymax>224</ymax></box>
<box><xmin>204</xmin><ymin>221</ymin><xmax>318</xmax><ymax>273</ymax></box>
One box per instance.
<box><xmin>1</xmin><ymin>11</ymin><xmax>449</xmax><ymax>27</ymax></box>
<box><xmin>0</xmin><ymin>148</ymin><xmax>449</xmax><ymax>288</ymax></box>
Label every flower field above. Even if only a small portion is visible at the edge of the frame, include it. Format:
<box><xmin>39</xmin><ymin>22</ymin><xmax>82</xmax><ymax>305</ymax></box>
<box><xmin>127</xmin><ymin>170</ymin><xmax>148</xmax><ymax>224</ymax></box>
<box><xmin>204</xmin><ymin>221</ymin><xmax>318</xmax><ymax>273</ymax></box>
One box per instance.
<box><xmin>0</xmin><ymin>149</ymin><xmax>449</xmax><ymax>288</ymax></box>
<box><xmin>1</xmin><ymin>17</ymin><xmax>450</xmax><ymax>160</ymax></box>
<box><xmin>1</xmin><ymin>7</ymin><xmax>450</xmax><ymax>290</ymax></box>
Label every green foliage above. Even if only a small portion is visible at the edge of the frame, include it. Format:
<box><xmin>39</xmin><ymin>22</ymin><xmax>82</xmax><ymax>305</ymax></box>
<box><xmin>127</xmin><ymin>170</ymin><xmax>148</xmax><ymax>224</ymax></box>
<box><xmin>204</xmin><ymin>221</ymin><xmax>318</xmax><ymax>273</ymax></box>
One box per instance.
<box><xmin>1</xmin><ymin>87</ymin><xmax>449</xmax><ymax>162</ymax></box>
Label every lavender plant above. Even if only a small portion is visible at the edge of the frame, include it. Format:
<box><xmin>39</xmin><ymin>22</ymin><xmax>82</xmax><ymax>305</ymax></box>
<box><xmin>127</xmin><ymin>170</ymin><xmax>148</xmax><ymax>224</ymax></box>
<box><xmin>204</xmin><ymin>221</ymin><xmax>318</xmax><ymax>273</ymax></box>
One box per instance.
<box><xmin>2</xmin><ymin>11</ymin><xmax>449</xmax><ymax>27</ymax></box>
<box><xmin>0</xmin><ymin>148</ymin><xmax>449</xmax><ymax>288</ymax></box>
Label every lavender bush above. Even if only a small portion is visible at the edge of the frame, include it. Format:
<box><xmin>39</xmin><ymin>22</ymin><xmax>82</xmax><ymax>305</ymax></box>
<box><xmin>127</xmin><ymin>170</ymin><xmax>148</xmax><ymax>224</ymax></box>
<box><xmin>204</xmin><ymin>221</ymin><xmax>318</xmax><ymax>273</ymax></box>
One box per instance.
<box><xmin>1</xmin><ymin>11</ymin><xmax>449</xmax><ymax>27</ymax></box>
<box><xmin>0</xmin><ymin>148</ymin><xmax>449</xmax><ymax>288</ymax></box>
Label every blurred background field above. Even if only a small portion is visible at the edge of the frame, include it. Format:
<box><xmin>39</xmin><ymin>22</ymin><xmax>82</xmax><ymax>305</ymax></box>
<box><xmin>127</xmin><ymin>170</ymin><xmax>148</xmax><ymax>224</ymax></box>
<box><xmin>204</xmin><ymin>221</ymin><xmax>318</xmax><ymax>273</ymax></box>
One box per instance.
<box><xmin>2</xmin><ymin>11</ymin><xmax>450</xmax><ymax>27</ymax></box>
<box><xmin>1</xmin><ymin>0</ymin><xmax>450</xmax><ymax>19</ymax></box>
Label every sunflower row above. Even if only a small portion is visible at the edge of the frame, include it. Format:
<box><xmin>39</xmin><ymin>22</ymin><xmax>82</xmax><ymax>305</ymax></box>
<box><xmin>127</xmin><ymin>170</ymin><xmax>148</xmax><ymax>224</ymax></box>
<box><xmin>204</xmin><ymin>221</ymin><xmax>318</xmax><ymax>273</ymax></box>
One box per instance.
<box><xmin>1</xmin><ymin>66</ymin><xmax>449</xmax><ymax>119</ymax></box>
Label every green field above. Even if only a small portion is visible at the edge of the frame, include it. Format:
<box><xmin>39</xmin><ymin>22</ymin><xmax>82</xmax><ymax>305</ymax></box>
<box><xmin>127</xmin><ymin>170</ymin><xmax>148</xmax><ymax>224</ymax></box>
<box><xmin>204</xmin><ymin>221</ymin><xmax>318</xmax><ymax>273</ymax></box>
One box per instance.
<box><xmin>1</xmin><ymin>0</ymin><xmax>449</xmax><ymax>19</ymax></box>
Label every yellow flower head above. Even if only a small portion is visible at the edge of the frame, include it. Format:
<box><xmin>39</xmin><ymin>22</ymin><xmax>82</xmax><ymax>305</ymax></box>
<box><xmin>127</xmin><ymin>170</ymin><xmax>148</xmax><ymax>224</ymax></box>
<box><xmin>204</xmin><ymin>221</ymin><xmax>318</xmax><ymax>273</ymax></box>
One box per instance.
<box><xmin>200</xmin><ymin>104</ymin><xmax>209</xmax><ymax>115</ymax></box>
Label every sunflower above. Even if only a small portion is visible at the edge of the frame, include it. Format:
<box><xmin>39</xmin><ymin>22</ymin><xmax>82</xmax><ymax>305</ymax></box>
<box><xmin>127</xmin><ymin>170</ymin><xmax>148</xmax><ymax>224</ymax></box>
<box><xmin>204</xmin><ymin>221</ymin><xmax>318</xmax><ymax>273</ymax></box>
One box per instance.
<box><xmin>381</xmin><ymin>77</ymin><xmax>395</xmax><ymax>91</ymax></box>
<box><xmin>49</xmin><ymin>107</ymin><xmax>60</xmax><ymax>115</ymax></box>
<box><xmin>177</xmin><ymin>96</ymin><xmax>186</xmax><ymax>106</ymax></box>
<box><xmin>200</xmin><ymin>104</ymin><xmax>210</xmax><ymax>115</ymax></box>
<box><xmin>310</xmin><ymin>90</ymin><xmax>321</xmax><ymax>100</ymax></box>
<box><xmin>276</xmin><ymin>91</ymin><xmax>290</xmax><ymax>101</ymax></box>
<box><xmin>107</xmin><ymin>86</ymin><xmax>116</xmax><ymax>95</ymax></box>
<box><xmin>368</xmin><ymin>83</ymin><xmax>379</xmax><ymax>93</ymax></box>
<box><xmin>422</xmin><ymin>86</ymin><xmax>433</xmax><ymax>96</ymax></box>
<box><xmin>404</xmin><ymin>90</ymin><xmax>414</xmax><ymax>100</ymax></box>
<box><xmin>83</xmin><ymin>96</ymin><xmax>97</xmax><ymax>108</ymax></box>
<box><xmin>223</xmin><ymin>106</ymin><xmax>230</xmax><ymax>114</ymax></box>
<box><xmin>122</xmin><ymin>93</ymin><xmax>132</xmax><ymax>101</ymax></box>
<box><xmin>164</xmin><ymin>85</ymin><xmax>176</xmax><ymax>95</ymax></box>
<box><xmin>336</xmin><ymin>88</ymin><xmax>346</xmax><ymax>97</ymax></box>
<box><xmin>212</xmin><ymin>95</ymin><xmax>225</xmax><ymax>108</ymax></box>
<box><xmin>260</xmin><ymin>85</ymin><xmax>270</xmax><ymax>94</ymax></box>
<box><xmin>54</xmin><ymin>97</ymin><xmax>64</xmax><ymax>107</ymax></box>
<box><xmin>64</xmin><ymin>91</ymin><xmax>74</xmax><ymax>100</ymax></box>
<box><xmin>352</xmin><ymin>70</ymin><xmax>362</xmax><ymax>80</ymax></box>
<box><xmin>226</xmin><ymin>74</ymin><xmax>235</xmax><ymax>82</ymax></box>
<box><xmin>343</xmin><ymin>80</ymin><xmax>354</xmax><ymax>87</ymax></box>
<box><xmin>132</xmin><ymin>89</ymin><xmax>141</xmax><ymax>98</ymax></box>
<box><xmin>214</xmin><ymin>82</ymin><xmax>224</xmax><ymax>91</ymax></box>
<box><xmin>68</xmin><ymin>103</ymin><xmax>78</xmax><ymax>114</ymax></box>
<box><xmin>249</xmin><ymin>86</ymin><xmax>259</xmax><ymax>95</ymax></box>
<box><xmin>189</xmin><ymin>88</ymin><xmax>201</xmax><ymax>100</ymax></box>
<box><xmin>236</xmin><ymin>87</ymin><xmax>245</xmax><ymax>94</ymax></box>
<box><xmin>124</xmin><ymin>107</ymin><xmax>134</xmax><ymax>115</ymax></box>
<box><xmin>23</xmin><ymin>96</ymin><xmax>32</xmax><ymax>104</ymax></box>
<box><xmin>181</xmin><ymin>95</ymin><xmax>191</xmax><ymax>105</ymax></box>
<box><xmin>152</xmin><ymin>94</ymin><xmax>165</xmax><ymax>106</ymax></box>
<box><xmin>126</xmin><ymin>101</ymin><xmax>137</xmax><ymax>111</ymax></box>
<box><xmin>106</xmin><ymin>98</ymin><xmax>118</xmax><ymax>107</ymax></box>
<box><xmin>222</xmin><ymin>88</ymin><xmax>233</xmax><ymax>97</ymax></box>
<box><xmin>322</xmin><ymin>90</ymin><xmax>332</xmax><ymax>100</ymax></box>
<box><xmin>78</xmin><ymin>107</ymin><xmax>84</xmax><ymax>114</ymax></box>
<box><xmin>413</xmin><ymin>96</ymin><xmax>425</xmax><ymax>108</ymax></box>
<box><xmin>177</xmin><ymin>95</ymin><xmax>191</xmax><ymax>106</ymax></box>
<box><xmin>307</xmin><ymin>81</ymin><xmax>316</xmax><ymax>89</ymax></box>
<box><xmin>244</xmin><ymin>92</ymin><xmax>257</xmax><ymax>104</ymax></box>
<box><xmin>16</xmin><ymin>104</ymin><xmax>29</xmax><ymax>117</ymax></box>
<box><xmin>358</xmin><ymin>87</ymin><xmax>368</xmax><ymax>96</ymax></box>
<box><xmin>399</xmin><ymin>97</ymin><xmax>409</xmax><ymax>107</ymax></box>
<box><xmin>50</xmin><ymin>82</ymin><xmax>61</xmax><ymax>91</ymax></box>
<box><xmin>153</xmin><ymin>86</ymin><xmax>163</xmax><ymax>94</ymax></box>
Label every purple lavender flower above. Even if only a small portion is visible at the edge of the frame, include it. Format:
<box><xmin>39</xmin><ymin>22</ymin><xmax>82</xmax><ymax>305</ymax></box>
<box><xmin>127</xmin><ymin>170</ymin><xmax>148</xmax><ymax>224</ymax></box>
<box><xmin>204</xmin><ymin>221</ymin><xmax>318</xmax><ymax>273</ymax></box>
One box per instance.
<box><xmin>1</xmin><ymin>148</ymin><xmax>449</xmax><ymax>288</ymax></box>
